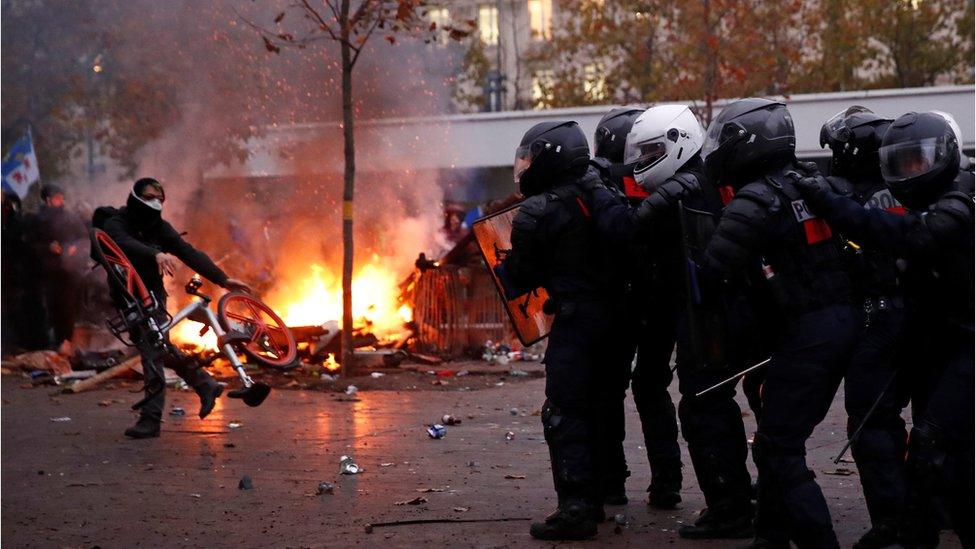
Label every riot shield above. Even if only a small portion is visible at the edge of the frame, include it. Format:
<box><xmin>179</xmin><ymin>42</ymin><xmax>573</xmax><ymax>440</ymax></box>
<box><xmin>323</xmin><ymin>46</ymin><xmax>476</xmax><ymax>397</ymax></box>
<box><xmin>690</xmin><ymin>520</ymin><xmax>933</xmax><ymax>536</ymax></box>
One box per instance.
<box><xmin>472</xmin><ymin>204</ymin><xmax>552</xmax><ymax>346</ymax></box>
<box><xmin>678</xmin><ymin>201</ymin><xmax>728</xmax><ymax>369</ymax></box>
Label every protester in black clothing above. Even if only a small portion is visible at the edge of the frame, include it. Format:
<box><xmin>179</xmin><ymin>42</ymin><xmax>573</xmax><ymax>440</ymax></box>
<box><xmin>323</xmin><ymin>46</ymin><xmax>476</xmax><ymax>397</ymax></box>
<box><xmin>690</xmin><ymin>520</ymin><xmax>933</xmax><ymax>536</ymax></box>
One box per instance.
<box><xmin>2</xmin><ymin>191</ymin><xmax>48</xmax><ymax>351</ymax></box>
<box><xmin>32</xmin><ymin>184</ymin><xmax>88</xmax><ymax>348</ymax></box>
<box><xmin>101</xmin><ymin>178</ymin><xmax>251</xmax><ymax>439</ymax></box>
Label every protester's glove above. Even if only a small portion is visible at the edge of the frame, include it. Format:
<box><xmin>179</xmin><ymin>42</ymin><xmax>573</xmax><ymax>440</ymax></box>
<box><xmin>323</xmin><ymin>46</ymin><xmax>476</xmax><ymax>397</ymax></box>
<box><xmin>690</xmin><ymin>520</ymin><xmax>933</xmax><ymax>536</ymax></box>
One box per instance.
<box><xmin>223</xmin><ymin>278</ymin><xmax>253</xmax><ymax>294</ymax></box>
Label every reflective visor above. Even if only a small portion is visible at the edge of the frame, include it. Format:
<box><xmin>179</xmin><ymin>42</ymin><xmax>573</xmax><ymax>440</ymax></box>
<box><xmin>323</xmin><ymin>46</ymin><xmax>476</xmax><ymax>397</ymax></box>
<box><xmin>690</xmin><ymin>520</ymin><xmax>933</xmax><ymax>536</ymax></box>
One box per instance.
<box><xmin>879</xmin><ymin>137</ymin><xmax>950</xmax><ymax>182</ymax></box>
<box><xmin>820</xmin><ymin>106</ymin><xmax>872</xmax><ymax>148</ymax></box>
<box><xmin>701</xmin><ymin>120</ymin><xmax>733</xmax><ymax>158</ymax></box>
<box><xmin>624</xmin><ymin>139</ymin><xmax>667</xmax><ymax>173</ymax></box>
<box><xmin>514</xmin><ymin>145</ymin><xmax>534</xmax><ymax>183</ymax></box>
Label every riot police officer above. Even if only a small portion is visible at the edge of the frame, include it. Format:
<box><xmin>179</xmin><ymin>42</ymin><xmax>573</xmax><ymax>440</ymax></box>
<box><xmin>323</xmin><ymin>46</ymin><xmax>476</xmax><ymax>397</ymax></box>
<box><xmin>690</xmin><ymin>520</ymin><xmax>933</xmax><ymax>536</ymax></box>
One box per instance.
<box><xmin>590</xmin><ymin>106</ymin><xmax>685</xmax><ymax>509</ymax></box>
<box><xmin>819</xmin><ymin>106</ymin><xmax>907</xmax><ymax>549</ymax></box>
<box><xmin>582</xmin><ymin>104</ymin><xmax>760</xmax><ymax>539</ymax></box>
<box><xmin>700</xmin><ymin>98</ymin><xmax>859</xmax><ymax>549</ymax></box>
<box><xmin>796</xmin><ymin>111</ymin><xmax>974</xmax><ymax>548</ymax></box>
<box><xmin>496</xmin><ymin>120</ymin><xmax>629</xmax><ymax>540</ymax></box>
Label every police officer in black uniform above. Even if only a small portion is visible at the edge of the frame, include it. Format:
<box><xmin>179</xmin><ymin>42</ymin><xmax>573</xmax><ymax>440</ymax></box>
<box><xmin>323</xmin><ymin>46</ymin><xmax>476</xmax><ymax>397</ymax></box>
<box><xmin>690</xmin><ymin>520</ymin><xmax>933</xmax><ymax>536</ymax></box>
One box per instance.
<box><xmin>700</xmin><ymin>98</ymin><xmax>859</xmax><ymax>549</ymax></box>
<box><xmin>102</xmin><ymin>178</ymin><xmax>252</xmax><ymax>439</ymax></box>
<box><xmin>818</xmin><ymin>106</ymin><xmax>908</xmax><ymax>549</ymax></box>
<box><xmin>796</xmin><ymin>111</ymin><xmax>974</xmax><ymax>548</ymax></box>
<box><xmin>496</xmin><ymin>121</ymin><xmax>628</xmax><ymax>540</ymax></box>
<box><xmin>582</xmin><ymin>104</ymin><xmax>759</xmax><ymax>539</ymax></box>
<box><xmin>590</xmin><ymin>106</ymin><xmax>685</xmax><ymax>509</ymax></box>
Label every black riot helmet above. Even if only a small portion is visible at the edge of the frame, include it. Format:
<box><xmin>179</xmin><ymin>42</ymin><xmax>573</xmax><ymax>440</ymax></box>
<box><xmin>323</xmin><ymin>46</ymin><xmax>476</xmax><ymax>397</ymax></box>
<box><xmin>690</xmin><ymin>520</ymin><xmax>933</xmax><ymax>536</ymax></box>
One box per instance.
<box><xmin>701</xmin><ymin>98</ymin><xmax>795</xmax><ymax>186</ymax></box>
<box><xmin>514</xmin><ymin>121</ymin><xmax>590</xmax><ymax>196</ymax></box>
<box><xmin>879</xmin><ymin>111</ymin><xmax>963</xmax><ymax>210</ymax></box>
<box><xmin>820</xmin><ymin>106</ymin><xmax>891</xmax><ymax>179</ymax></box>
<box><xmin>594</xmin><ymin>107</ymin><xmax>645</xmax><ymax>163</ymax></box>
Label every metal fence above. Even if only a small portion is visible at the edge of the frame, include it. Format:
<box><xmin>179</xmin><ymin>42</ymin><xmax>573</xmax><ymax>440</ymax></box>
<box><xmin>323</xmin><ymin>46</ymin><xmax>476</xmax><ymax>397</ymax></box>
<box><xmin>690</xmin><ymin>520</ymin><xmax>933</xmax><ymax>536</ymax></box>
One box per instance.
<box><xmin>410</xmin><ymin>265</ymin><xmax>513</xmax><ymax>356</ymax></box>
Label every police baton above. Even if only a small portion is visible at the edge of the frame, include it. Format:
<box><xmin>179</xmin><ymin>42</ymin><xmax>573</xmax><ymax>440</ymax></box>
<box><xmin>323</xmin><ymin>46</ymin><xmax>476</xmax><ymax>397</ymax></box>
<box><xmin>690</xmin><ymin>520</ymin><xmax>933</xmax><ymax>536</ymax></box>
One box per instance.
<box><xmin>832</xmin><ymin>369</ymin><xmax>899</xmax><ymax>464</ymax></box>
<box><xmin>695</xmin><ymin>358</ymin><xmax>772</xmax><ymax>398</ymax></box>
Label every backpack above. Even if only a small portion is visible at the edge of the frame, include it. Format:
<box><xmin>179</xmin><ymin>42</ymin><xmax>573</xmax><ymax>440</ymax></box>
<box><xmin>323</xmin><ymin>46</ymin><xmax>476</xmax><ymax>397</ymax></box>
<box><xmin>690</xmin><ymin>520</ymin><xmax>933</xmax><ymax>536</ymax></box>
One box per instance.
<box><xmin>91</xmin><ymin>206</ymin><xmax>119</xmax><ymax>230</ymax></box>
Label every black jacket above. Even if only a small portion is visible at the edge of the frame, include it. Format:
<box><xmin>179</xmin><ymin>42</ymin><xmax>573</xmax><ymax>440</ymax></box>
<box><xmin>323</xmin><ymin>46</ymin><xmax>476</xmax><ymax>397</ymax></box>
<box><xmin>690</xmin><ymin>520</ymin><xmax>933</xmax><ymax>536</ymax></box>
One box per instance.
<box><xmin>103</xmin><ymin>208</ymin><xmax>228</xmax><ymax>299</ymax></box>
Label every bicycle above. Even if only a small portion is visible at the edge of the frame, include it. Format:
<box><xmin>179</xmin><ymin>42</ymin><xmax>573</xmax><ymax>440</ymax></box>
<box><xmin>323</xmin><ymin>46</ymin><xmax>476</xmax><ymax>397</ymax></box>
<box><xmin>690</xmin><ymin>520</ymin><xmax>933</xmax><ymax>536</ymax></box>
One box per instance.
<box><xmin>90</xmin><ymin>228</ymin><xmax>297</xmax><ymax>408</ymax></box>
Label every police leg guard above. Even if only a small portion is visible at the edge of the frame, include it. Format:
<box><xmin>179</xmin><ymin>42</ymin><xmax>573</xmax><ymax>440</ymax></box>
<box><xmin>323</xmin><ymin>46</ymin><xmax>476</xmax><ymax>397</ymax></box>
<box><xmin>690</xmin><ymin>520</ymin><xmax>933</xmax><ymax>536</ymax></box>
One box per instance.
<box><xmin>847</xmin><ymin>412</ymin><xmax>906</xmax><ymax>530</ymax></box>
<box><xmin>532</xmin><ymin>399</ymin><xmax>599</xmax><ymax>540</ymax></box>
<box><xmin>901</xmin><ymin>421</ymin><xmax>948</xmax><ymax>548</ymax></box>
<box><xmin>752</xmin><ymin>433</ymin><xmax>837</xmax><ymax>549</ymax></box>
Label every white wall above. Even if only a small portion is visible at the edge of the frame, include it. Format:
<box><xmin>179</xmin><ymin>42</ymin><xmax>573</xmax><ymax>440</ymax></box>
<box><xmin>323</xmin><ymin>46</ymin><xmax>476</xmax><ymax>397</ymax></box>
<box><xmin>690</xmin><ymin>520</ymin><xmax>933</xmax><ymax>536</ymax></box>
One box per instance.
<box><xmin>206</xmin><ymin>85</ymin><xmax>975</xmax><ymax>178</ymax></box>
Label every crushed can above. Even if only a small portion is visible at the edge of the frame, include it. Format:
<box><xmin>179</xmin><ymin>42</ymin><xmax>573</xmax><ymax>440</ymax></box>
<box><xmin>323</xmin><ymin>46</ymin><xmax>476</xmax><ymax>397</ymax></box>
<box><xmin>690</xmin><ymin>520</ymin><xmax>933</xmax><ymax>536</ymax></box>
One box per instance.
<box><xmin>339</xmin><ymin>455</ymin><xmax>362</xmax><ymax>475</ymax></box>
<box><xmin>427</xmin><ymin>424</ymin><xmax>447</xmax><ymax>439</ymax></box>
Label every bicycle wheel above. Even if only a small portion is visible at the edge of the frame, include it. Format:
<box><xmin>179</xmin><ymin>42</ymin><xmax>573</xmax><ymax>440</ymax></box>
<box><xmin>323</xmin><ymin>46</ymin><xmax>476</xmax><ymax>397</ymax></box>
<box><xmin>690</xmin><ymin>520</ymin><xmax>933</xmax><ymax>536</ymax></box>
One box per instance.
<box><xmin>91</xmin><ymin>229</ymin><xmax>153</xmax><ymax>309</ymax></box>
<box><xmin>217</xmin><ymin>292</ymin><xmax>297</xmax><ymax>369</ymax></box>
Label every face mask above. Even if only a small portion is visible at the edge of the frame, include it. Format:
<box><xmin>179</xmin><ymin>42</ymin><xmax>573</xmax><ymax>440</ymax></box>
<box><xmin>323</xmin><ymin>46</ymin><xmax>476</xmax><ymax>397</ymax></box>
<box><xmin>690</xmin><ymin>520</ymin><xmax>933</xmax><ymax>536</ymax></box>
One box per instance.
<box><xmin>131</xmin><ymin>190</ymin><xmax>163</xmax><ymax>211</ymax></box>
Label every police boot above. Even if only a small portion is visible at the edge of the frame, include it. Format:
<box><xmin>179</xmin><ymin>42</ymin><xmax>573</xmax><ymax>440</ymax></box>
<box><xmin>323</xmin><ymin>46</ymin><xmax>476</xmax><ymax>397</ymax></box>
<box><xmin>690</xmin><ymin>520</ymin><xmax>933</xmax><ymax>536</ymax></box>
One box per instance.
<box><xmin>647</xmin><ymin>468</ymin><xmax>682</xmax><ymax>509</ymax></box>
<box><xmin>529</xmin><ymin>498</ymin><xmax>598</xmax><ymax>541</ymax></box>
<box><xmin>603</xmin><ymin>480</ymin><xmax>628</xmax><ymax>506</ymax></box>
<box><xmin>197</xmin><ymin>383</ymin><xmax>223</xmax><ymax>419</ymax></box>
<box><xmin>124</xmin><ymin>416</ymin><xmax>160</xmax><ymax>439</ymax></box>
<box><xmin>679</xmin><ymin>502</ymin><xmax>755</xmax><ymax>540</ymax></box>
<box><xmin>853</xmin><ymin>521</ymin><xmax>900</xmax><ymax>549</ymax></box>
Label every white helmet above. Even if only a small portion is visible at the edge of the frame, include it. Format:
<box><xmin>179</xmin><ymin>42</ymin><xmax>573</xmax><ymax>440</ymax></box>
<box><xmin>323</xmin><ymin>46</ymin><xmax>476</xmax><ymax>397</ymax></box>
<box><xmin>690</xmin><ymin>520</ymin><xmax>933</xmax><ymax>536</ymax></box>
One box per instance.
<box><xmin>623</xmin><ymin>104</ymin><xmax>704</xmax><ymax>190</ymax></box>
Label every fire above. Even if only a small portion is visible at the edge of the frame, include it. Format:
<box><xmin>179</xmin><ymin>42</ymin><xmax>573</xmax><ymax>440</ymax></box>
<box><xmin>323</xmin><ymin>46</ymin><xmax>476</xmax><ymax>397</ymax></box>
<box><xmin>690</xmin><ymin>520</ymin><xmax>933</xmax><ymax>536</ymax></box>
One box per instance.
<box><xmin>169</xmin><ymin>317</ymin><xmax>219</xmax><ymax>352</ymax></box>
<box><xmin>265</xmin><ymin>255</ymin><xmax>411</xmax><ymax>337</ymax></box>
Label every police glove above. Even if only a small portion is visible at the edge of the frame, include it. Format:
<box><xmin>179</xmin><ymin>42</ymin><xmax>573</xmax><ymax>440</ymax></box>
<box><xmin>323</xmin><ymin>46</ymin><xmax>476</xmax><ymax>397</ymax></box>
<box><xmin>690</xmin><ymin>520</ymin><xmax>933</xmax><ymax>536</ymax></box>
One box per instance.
<box><xmin>634</xmin><ymin>172</ymin><xmax>698</xmax><ymax>226</ymax></box>
<box><xmin>793</xmin><ymin>174</ymin><xmax>836</xmax><ymax>209</ymax></box>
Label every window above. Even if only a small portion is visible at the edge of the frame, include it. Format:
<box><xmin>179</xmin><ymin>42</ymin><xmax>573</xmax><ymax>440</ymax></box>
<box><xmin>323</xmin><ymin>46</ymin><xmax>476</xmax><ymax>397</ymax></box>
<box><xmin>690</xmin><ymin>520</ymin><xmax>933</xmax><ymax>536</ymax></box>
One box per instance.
<box><xmin>532</xmin><ymin>70</ymin><xmax>555</xmax><ymax>108</ymax></box>
<box><xmin>428</xmin><ymin>7</ymin><xmax>451</xmax><ymax>45</ymax></box>
<box><xmin>583</xmin><ymin>64</ymin><xmax>607</xmax><ymax>102</ymax></box>
<box><xmin>528</xmin><ymin>0</ymin><xmax>553</xmax><ymax>41</ymax></box>
<box><xmin>478</xmin><ymin>5</ymin><xmax>499</xmax><ymax>45</ymax></box>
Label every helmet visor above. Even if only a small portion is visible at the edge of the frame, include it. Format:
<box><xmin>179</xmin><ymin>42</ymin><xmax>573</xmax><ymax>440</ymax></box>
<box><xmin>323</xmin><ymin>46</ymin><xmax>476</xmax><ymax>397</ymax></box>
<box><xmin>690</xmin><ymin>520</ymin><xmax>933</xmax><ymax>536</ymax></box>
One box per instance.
<box><xmin>514</xmin><ymin>145</ymin><xmax>535</xmax><ymax>184</ymax></box>
<box><xmin>879</xmin><ymin>136</ymin><xmax>951</xmax><ymax>182</ymax></box>
<box><xmin>624</xmin><ymin>139</ymin><xmax>667</xmax><ymax>174</ymax></box>
<box><xmin>701</xmin><ymin>120</ymin><xmax>738</xmax><ymax>159</ymax></box>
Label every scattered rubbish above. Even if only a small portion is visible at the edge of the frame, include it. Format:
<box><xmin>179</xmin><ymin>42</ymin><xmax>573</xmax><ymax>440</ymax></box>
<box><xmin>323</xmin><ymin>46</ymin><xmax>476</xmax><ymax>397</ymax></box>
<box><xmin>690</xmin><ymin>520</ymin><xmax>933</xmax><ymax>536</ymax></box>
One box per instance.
<box><xmin>508</xmin><ymin>369</ymin><xmax>529</xmax><ymax>377</ymax></box>
<box><xmin>340</xmin><ymin>455</ymin><xmax>363</xmax><ymax>475</ymax></box>
<box><xmin>426</xmin><ymin>424</ymin><xmax>447</xmax><ymax>439</ymax></box>
<box><xmin>370</xmin><ymin>372</ymin><xmax>386</xmax><ymax>379</ymax></box>
<box><xmin>456</xmin><ymin>370</ymin><xmax>470</xmax><ymax>377</ymax></box>
<box><xmin>238</xmin><ymin>475</ymin><xmax>254</xmax><ymax>490</ymax></box>
<box><xmin>614</xmin><ymin>513</ymin><xmax>628</xmax><ymax>526</ymax></box>
<box><xmin>50</xmin><ymin>417</ymin><xmax>72</xmax><ymax>422</ymax></box>
<box><xmin>189</xmin><ymin>493</ymin><xmax>202</xmax><ymax>498</ymax></box>
<box><xmin>494</xmin><ymin>382</ymin><xmax>505</xmax><ymax>387</ymax></box>
<box><xmin>170</xmin><ymin>406</ymin><xmax>186</xmax><ymax>417</ymax></box>
<box><xmin>365</xmin><ymin>517</ymin><xmax>531</xmax><ymax>534</ymax></box>
<box><xmin>97</xmin><ymin>399</ymin><xmax>114</xmax><ymax>407</ymax></box>
<box><xmin>504</xmin><ymin>474</ymin><xmax>526</xmax><ymax>480</ymax></box>
<box><xmin>509</xmin><ymin>407</ymin><xmax>518</xmax><ymax>416</ymax></box>
<box><xmin>454</xmin><ymin>507</ymin><xmax>470</xmax><ymax>513</ymax></box>
<box><xmin>435</xmin><ymin>370</ymin><xmax>455</xmax><ymax>378</ymax></box>
<box><xmin>5</xmin><ymin>350</ymin><xmax>72</xmax><ymax>376</ymax></box>
<box><xmin>345</xmin><ymin>385</ymin><xmax>358</xmax><ymax>396</ymax></box>
<box><xmin>466</xmin><ymin>461</ymin><xmax>480</xmax><ymax>468</ymax></box>
<box><xmin>320</xmin><ymin>373</ymin><xmax>336</xmax><ymax>382</ymax></box>
<box><xmin>416</xmin><ymin>487</ymin><xmax>445</xmax><ymax>493</ymax></box>
<box><xmin>431</xmin><ymin>379</ymin><xmax>449</xmax><ymax>386</ymax></box>
<box><xmin>224</xmin><ymin>442</ymin><xmax>236</xmax><ymax>448</ymax></box>
<box><xmin>505</xmin><ymin>431</ymin><xmax>515</xmax><ymax>441</ymax></box>
<box><xmin>228</xmin><ymin>422</ymin><xmax>243</xmax><ymax>429</ymax></box>
<box><xmin>824</xmin><ymin>468</ymin><xmax>857</xmax><ymax>476</ymax></box>
<box><xmin>316</xmin><ymin>481</ymin><xmax>335</xmax><ymax>495</ymax></box>
<box><xmin>441</xmin><ymin>414</ymin><xmax>461</xmax><ymax>426</ymax></box>
<box><xmin>379</xmin><ymin>462</ymin><xmax>395</xmax><ymax>467</ymax></box>
<box><xmin>395</xmin><ymin>496</ymin><xmax>428</xmax><ymax>506</ymax></box>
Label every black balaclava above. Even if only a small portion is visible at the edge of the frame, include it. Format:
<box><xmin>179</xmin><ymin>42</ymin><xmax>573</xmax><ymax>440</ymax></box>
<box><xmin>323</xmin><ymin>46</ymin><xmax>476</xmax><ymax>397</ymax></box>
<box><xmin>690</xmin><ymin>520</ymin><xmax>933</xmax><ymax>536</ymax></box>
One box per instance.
<box><xmin>125</xmin><ymin>177</ymin><xmax>165</xmax><ymax>229</ymax></box>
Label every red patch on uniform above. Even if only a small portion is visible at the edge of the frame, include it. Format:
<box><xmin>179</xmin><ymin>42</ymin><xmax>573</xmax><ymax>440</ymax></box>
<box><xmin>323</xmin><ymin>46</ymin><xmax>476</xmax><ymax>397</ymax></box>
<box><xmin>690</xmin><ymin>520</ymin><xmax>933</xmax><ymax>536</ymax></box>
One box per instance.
<box><xmin>623</xmin><ymin>176</ymin><xmax>650</xmax><ymax>199</ymax></box>
<box><xmin>886</xmin><ymin>206</ymin><xmax>906</xmax><ymax>216</ymax></box>
<box><xmin>718</xmin><ymin>185</ymin><xmax>735</xmax><ymax>206</ymax></box>
<box><xmin>804</xmin><ymin>219</ymin><xmax>833</xmax><ymax>244</ymax></box>
<box><xmin>575</xmin><ymin>196</ymin><xmax>591</xmax><ymax>218</ymax></box>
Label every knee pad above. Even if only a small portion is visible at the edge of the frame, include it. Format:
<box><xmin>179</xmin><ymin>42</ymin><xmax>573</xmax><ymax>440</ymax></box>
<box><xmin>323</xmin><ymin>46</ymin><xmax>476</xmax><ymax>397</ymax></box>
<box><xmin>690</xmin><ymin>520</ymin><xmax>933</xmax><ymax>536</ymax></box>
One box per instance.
<box><xmin>907</xmin><ymin>420</ymin><xmax>948</xmax><ymax>479</ymax></box>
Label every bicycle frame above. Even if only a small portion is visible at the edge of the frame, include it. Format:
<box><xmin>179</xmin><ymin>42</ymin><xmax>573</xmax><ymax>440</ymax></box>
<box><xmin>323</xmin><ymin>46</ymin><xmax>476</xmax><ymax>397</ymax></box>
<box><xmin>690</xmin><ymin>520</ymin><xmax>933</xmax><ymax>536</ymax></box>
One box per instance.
<box><xmin>163</xmin><ymin>293</ymin><xmax>259</xmax><ymax>391</ymax></box>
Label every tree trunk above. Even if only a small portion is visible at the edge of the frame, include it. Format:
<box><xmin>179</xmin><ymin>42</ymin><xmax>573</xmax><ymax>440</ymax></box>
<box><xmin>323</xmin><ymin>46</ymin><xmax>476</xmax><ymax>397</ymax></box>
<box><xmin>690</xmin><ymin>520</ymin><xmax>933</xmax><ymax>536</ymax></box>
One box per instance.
<box><xmin>339</xmin><ymin>0</ymin><xmax>356</xmax><ymax>378</ymax></box>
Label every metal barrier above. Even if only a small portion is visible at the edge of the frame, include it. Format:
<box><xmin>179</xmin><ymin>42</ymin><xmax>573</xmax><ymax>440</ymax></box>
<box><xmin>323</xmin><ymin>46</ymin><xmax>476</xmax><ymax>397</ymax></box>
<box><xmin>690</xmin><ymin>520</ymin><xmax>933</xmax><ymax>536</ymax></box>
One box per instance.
<box><xmin>411</xmin><ymin>266</ymin><xmax>512</xmax><ymax>356</ymax></box>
